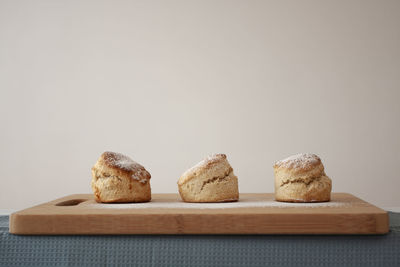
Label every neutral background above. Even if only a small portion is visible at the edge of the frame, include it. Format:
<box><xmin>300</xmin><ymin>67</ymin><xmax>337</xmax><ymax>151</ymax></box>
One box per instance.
<box><xmin>1</xmin><ymin>0</ymin><xmax>399</xmax><ymax>210</ymax></box>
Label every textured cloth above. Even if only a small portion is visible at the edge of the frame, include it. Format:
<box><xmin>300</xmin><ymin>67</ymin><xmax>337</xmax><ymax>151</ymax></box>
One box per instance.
<box><xmin>0</xmin><ymin>213</ymin><xmax>399</xmax><ymax>267</ymax></box>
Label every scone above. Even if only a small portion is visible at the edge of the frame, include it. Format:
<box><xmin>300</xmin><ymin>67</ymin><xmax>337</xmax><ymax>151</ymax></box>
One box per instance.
<box><xmin>273</xmin><ymin>153</ymin><xmax>331</xmax><ymax>202</ymax></box>
<box><xmin>178</xmin><ymin>154</ymin><xmax>239</xmax><ymax>202</ymax></box>
<box><xmin>91</xmin><ymin>151</ymin><xmax>151</xmax><ymax>203</ymax></box>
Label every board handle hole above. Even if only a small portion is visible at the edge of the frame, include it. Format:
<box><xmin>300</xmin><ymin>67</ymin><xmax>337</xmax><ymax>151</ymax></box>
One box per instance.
<box><xmin>55</xmin><ymin>199</ymin><xmax>87</xmax><ymax>206</ymax></box>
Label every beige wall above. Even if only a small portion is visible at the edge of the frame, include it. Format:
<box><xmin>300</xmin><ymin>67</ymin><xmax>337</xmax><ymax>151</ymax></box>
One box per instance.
<box><xmin>1</xmin><ymin>0</ymin><xmax>399</xmax><ymax>210</ymax></box>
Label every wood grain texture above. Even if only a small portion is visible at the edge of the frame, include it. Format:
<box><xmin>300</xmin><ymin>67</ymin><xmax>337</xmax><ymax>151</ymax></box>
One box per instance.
<box><xmin>9</xmin><ymin>193</ymin><xmax>388</xmax><ymax>235</ymax></box>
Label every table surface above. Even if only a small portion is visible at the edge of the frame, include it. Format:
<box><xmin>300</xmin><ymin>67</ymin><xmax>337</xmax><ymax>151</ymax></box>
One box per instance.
<box><xmin>1</xmin><ymin>213</ymin><xmax>400</xmax><ymax>266</ymax></box>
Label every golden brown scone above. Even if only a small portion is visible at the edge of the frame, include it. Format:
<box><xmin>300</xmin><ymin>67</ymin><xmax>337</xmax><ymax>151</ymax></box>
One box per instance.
<box><xmin>178</xmin><ymin>154</ymin><xmax>239</xmax><ymax>203</ymax></box>
<box><xmin>273</xmin><ymin>153</ymin><xmax>331</xmax><ymax>202</ymax></box>
<box><xmin>91</xmin><ymin>151</ymin><xmax>151</xmax><ymax>203</ymax></box>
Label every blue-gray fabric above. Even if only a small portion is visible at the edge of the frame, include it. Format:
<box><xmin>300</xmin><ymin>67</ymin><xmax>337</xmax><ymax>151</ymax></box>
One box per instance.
<box><xmin>1</xmin><ymin>213</ymin><xmax>400</xmax><ymax>267</ymax></box>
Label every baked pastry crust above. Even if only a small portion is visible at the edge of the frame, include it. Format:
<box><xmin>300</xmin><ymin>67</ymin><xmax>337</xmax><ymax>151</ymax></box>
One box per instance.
<box><xmin>178</xmin><ymin>154</ymin><xmax>239</xmax><ymax>203</ymax></box>
<box><xmin>273</xmin><ymin>153</ymin><xmax>331</xmax><ymax>202</ymax></box>
<box><xmin>91</xmin><ymin>151</ymin><xmax>151</xmax><ymax>203</ymax></box>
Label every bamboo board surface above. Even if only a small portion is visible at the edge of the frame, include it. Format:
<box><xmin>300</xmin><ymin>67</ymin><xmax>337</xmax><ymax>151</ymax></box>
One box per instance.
<box><xmin>9</xmin><ymin>193</ymin><xmax>388</xmax><ymax>235</ymax></box>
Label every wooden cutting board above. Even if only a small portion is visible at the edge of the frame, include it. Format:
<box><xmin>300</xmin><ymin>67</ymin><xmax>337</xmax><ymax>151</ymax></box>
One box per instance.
<box><xmin>9</xmin><ymin>193</ymin><xmax>388</xmax><ymax>235</ymax></box>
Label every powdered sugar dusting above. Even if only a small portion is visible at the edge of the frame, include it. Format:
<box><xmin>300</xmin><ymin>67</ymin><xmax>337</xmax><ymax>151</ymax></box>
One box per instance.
<box><xmin>274</xmin><ymin>153</ymin><xmax>321</xmax><ymax>169</ymax></box>
<box><xmin>102</xmin><ymin>151</ymin><xmax>150</xmax><ymax>182</ymax></box>
<box><xmin>131</xmin><ymin>169</ymin><xmax>148</xmax><ymax>183</ymax></box>
<box><xmin>105</xmin><ymin>152</ymin><xmax>138</xmax><ymax>171</ymax></box>
<box><xmin>87</xmin><ymin>199</ymin><xmax>346</xmax><ymax>209</ymax></box>
<box><xmin>182</xmin><ymin>154</ymin><xmax>225</xmax><ymax>177</ymax></box>
<box><xmin>103</xmin><ymin>152</ymin><xmax>145</xmax><ymax>173</ymax></box>
<box><xmin>131</xmin><ymin>174</ymin><xmax>148</xmax><ymax>184</ymax></box>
